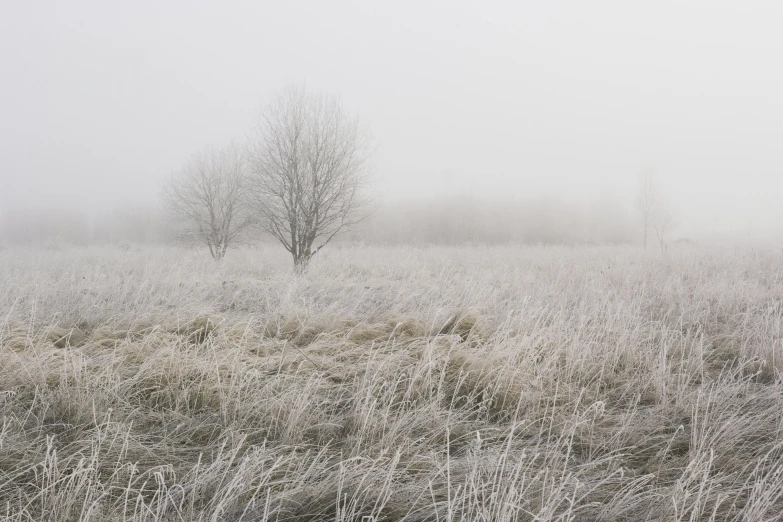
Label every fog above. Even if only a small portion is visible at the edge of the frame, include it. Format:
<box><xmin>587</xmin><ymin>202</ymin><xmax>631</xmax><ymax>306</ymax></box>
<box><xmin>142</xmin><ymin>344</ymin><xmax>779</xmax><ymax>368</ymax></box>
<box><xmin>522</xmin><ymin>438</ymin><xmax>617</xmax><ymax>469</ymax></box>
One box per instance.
<box><xmin>2</xmin><ymin>1</ymin><xmax>783</xmax><ymax>246</ymax></box>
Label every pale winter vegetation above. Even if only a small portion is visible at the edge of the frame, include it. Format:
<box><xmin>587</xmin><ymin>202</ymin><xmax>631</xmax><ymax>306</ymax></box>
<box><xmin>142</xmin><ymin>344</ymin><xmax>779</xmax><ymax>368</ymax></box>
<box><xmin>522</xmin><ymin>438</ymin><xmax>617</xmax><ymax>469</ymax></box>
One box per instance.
<box><xmin>3</xmin><ymin>244</ymin><xmax>783</xmax><ymax>521</ymax></box>
<box><xmin>162</xmin><ymin>143</ymin><xmax>253</xmax><ymax>260</ymax></box>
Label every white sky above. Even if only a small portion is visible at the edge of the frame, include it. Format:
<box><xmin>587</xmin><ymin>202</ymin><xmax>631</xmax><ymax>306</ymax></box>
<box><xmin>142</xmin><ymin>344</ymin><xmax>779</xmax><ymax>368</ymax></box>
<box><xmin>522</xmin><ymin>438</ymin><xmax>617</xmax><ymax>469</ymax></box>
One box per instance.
<box><xmin>1</xmin><ymin>0</ymin><xmax>782</xmax><ymax>234</ymax></box>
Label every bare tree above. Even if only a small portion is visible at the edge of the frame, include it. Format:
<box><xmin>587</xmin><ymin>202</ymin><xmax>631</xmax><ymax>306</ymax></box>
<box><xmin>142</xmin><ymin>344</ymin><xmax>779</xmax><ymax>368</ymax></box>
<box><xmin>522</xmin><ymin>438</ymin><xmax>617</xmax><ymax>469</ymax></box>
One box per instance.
<box><xmin>635</xmin><ymin>171</ymin><xmax>656</xmax><ymax>249</ymax></box>
<box><xmin>162</xmin><ymin>143</ymin><xmax>252</xmax><ymax>259</ymax></box>
<box><xmin>249</xmin><ymin>86</ymin><xmax>373</xmax><ymax>270</ymax></box>
<box><xmin>652</xmin><ymin>202</ymin><xmax>678</xmax><ymax>252</ymax></box>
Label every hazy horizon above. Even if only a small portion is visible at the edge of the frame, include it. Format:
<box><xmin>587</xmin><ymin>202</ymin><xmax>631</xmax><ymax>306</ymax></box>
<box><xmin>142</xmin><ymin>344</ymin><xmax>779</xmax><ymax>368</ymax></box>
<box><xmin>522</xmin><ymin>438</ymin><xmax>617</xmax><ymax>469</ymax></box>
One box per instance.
<box><xmin>2</xmin><ymin>1</ymin><xmax>783</xmax><ymax>241</ymax></box>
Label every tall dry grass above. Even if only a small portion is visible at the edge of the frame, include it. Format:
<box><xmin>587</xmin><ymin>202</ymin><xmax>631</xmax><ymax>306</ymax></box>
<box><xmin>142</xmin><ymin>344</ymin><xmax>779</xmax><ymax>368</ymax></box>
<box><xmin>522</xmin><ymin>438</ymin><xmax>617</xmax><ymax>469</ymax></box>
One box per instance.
<box><xmin>1</xmin><ymin>244</ymin><xmax>783</xmax><ymax>521</ymax></box>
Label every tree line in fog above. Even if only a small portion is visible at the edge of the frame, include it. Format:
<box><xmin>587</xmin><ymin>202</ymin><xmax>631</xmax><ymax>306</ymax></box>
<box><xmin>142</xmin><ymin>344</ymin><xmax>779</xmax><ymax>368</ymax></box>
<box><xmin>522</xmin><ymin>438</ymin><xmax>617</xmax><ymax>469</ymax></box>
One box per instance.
<box><xmin>2</xmin><ymin>86</ymin><xmax>693</xmax><ymax>261</ymax></box>
<box><xmin>0</xmin><ymin>194</ymin><xmax>639</xmax><ymax>247</ymax></box>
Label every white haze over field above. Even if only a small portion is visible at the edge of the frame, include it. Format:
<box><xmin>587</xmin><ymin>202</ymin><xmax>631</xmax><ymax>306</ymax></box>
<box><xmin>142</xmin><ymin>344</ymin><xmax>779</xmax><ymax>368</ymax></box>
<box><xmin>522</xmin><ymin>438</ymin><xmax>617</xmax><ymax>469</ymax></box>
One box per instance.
<box><xmin>1</xmin><ymin>1</ymin><xmax>783</xmax><ymax>243</ymax></box>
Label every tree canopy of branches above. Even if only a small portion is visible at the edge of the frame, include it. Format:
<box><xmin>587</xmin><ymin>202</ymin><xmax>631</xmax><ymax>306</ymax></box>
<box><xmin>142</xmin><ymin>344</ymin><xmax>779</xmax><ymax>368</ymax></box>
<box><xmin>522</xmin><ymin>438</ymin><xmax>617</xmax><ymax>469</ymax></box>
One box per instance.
<box><xmin>162</xmin><ymin>143</ymin><xmax>252</xmax><ymax>259</ymax></box>
<box><xmin>249</xmin><ymin>86</ymin><xmax>373</xmax><ymax>270</ymax></box>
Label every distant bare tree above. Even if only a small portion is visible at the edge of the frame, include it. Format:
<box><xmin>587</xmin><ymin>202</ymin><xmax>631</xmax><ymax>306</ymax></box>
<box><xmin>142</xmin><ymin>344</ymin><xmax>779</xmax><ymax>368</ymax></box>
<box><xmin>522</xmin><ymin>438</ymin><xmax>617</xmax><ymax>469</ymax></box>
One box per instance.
<box><xmin>635</xmin><ymin>171</ymin><xmax>656</xmax><ymax>249</ymax></box>
<box><xmin>652</xmin><ymin>202</ymin><xmax>678</xmax><ymax>252</ymax></box>
<box><xmin>249</xmin><ymin>86</ymin><xmax>373</xmax><ymax>271</ymax></box>
<box><xmin>162</xmin><ymin>143</ymin><xmax>252</xmax><ymax>259</ymax></box>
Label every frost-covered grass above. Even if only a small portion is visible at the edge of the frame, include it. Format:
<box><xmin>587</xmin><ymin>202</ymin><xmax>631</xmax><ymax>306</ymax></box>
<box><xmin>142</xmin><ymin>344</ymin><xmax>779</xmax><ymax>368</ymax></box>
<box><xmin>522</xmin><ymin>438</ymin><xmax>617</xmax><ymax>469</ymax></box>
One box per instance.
<box><xmin>2</xmin><ymin>244</ymin><xmax>783</xmax><ymax>521</ymax></box>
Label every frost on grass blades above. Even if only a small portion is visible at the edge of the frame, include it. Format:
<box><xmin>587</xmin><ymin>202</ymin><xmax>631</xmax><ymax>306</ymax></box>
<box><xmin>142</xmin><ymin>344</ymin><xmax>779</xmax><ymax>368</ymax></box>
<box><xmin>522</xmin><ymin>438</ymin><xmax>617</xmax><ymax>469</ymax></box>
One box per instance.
<box><xmin>2</xmin><ymin>245</ymin><xmax>783</xmax><ymax>521</ymax></box>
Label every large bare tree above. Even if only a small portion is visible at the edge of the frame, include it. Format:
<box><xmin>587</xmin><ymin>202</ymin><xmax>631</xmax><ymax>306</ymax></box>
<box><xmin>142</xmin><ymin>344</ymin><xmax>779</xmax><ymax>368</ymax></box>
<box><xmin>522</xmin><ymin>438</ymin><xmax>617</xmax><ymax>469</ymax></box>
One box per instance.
<box><xmin>249</xmin><ymin>86</ymin><xmax>373</xmax><ymax>270</ymax></box>
<box><xmin>162</xmin><ymin>143</ymin><xmax>252</xmax><ymax>259</ymax></box>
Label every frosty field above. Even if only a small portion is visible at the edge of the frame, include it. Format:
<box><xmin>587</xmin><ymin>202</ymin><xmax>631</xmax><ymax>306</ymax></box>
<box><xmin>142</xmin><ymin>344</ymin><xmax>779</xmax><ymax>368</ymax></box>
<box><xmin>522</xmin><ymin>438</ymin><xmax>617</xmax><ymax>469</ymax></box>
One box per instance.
<box><xmin>2</xmin><ymin>245</ymin><xmax>783</xmax><ymax>521</ymax></box>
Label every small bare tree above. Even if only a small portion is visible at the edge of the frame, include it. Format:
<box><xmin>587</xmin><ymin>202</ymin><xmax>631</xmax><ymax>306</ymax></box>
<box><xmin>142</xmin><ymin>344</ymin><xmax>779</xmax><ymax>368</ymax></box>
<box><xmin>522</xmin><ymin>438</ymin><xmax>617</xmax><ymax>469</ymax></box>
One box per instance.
<box><xmin>249</xmin><ymin>86</ymin><xmax>373</xmax><ymax>270</ymax></box>
<box><xmin>652</xmin><ymin>202</ymin><xmax>678</xmax><ymax>252</ymax></box>
<box><xmin>635</xmin><ymin>171</ymin><xmax>656</xmax><ymax>249</ymax></box>
<box><xmin>162</xmin><ymin>143</ymin><xmax>252</xmax><ymax>259</ymax></box>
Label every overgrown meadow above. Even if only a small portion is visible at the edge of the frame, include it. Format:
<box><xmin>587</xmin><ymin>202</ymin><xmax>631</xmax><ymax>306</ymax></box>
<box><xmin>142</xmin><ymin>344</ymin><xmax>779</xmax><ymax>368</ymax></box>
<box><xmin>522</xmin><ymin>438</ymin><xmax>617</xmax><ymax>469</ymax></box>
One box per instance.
<box><xmin>2</xmin><ymin>244</ymin><xmax>783</xmax><ymax>521</ymax></box>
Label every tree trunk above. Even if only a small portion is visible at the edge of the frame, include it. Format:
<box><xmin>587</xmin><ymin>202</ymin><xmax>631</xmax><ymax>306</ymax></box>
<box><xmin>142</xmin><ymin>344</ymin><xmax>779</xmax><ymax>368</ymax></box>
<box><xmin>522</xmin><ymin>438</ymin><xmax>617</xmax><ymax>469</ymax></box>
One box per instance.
<box><xmin>211</xmin><ymin>241</ymin><xmax>227</xmax><ymax>260</ymax></box>
<box><xmin>293</xmin><ymin>254</ymin><xmax>311</xmax><ymax>274</ymax></box>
